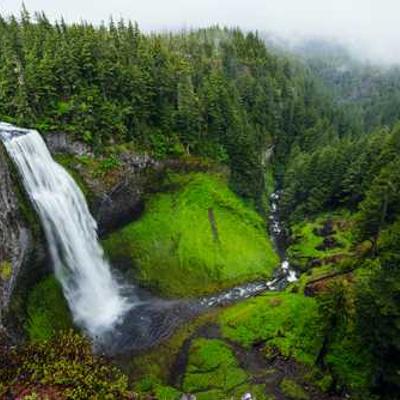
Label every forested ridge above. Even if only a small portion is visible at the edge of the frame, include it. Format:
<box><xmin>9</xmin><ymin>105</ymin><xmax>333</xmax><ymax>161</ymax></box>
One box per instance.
<box><xmin>0</xmin><ymin>10</ymin><xmax>399</xmax><ymax>400</ymax></box>
<box><xmin>0</xmin><ymin>10</ymin><xmax>358</xmax><ymax>202</ymax></box>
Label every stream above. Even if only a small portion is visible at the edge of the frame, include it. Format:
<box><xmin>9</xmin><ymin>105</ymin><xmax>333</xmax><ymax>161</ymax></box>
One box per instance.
<box><xmin>96</xmin><ymin>191</ymin><xmax>298</xmax><ymax>354</ymax></box>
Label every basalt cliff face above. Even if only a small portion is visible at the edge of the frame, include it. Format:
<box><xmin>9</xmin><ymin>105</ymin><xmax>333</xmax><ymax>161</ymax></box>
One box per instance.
<box><xmin>0</xmin><ymin>144</ymin><xmax>46</xmax><ymax>334</ymax></box>
<box><xmin>45</xmin><ymin>132</ymin><xmax>158</xmax><ymax>236</ymax></box>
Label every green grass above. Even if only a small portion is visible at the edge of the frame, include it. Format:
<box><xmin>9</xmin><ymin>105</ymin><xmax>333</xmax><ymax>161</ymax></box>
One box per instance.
<box><xmin>104</xmin><ymin>173</ymin><xmax>279</xmax><ymax>297</ymax></box>
<box><xmin>134</xmin><ymin>377</ymin><xmax>183</xmax><ymax>400</ymax></box>
<box><xmin>288</xmin><ymin>211</ymin><xmax>355</xmax><ymax>270</ymax></box>
<box><xmin>219</xmin><ymin>292</ymin><xmax>323</xmax><ymax>366</ymax></box>
<box><xmin>153</xmin><ymin>385</ymin><xmax>183</xmax><ymax>400</ymax></box>
<box><xmin>183</xmin><ymin>338</ymin><xmax>248</xmax><ymax>393</ymax></box>
<box><xmin>25</xmin><ymin>275</ymin><xmax>73</xmax><ymax>341</ymax></box>
<box><xmin>182</xmin><ymin>338</ymin><xmax>268</xmax><ymax>399</ymax></box>
<box><xmin>280</xmin><ymin>378</ymin><xmax>309</xmax><ymax>400</ymax></box>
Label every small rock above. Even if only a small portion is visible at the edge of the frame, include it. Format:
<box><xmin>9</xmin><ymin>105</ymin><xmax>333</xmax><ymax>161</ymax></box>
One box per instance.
<box><xmin>181</xmin><ymin>394</ymin><xmax>196</xmax><ymax>400</ymax></box>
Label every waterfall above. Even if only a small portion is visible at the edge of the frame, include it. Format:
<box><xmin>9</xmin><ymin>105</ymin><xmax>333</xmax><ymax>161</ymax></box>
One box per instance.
<box><xmin>0</xmin><ymin>122</ymin><xmax>129</xmax><ymax>336</ymax></box>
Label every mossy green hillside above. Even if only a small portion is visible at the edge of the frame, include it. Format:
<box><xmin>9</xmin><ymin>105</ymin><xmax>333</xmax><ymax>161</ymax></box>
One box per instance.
<box><xmin>25</xmin><ymin>275</ymin><xmax>73</xmax><ymax>341</ymax></box>
<box><xmin>104</xmin><ymin>173</ymin><xmax>279</xmax><ymax>297</ymax></box>
<box><xmin>219</xmin><ymin>292</ymin><xmax>322</xmax><ymax>366</ymax></box>
<box><xmin>293</xmin><ymin>263</ymin><xmax>349</xmax><ymax>294</ymax></box>
<box><xmin>288</xmin><ymin>211</ymin><xmax>355</xmax><ymax>271</ymax></box>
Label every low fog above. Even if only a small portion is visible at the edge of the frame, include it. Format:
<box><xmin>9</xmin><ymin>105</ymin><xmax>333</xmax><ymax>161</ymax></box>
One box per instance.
<box><xmin>1</xmin><ymin>0</ymin><xmax>400</xmax><ymax>64</ymax></box>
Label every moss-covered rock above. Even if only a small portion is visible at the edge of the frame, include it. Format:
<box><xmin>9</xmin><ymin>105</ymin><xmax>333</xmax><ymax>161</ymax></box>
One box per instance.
<box><xmin>0</xmin><ymin>261</ymin><xmax>12</xmax><ymax>281</ymax></box>
<box><xmin>25</xmin><ymin>275</ymin><xmax>73</xmax><ymax>341</ymax></box>
<box><xmin>0</xmin><ymin>142</ymin><xmax>47</xmax><ymax>335</ymax></box>
<box><xmin>183</xmin><ymin>338</ymin><xmax>247</xmax><ymax>393</ymax></box>
<box><xmin>104</xmin><ymin>173</ymin><xmax>279</xmax><ymax>297</ymax></box>
<box><xmin>280</xmin><ymin>378</ymin><xmax>309</xmax><ymax>400</ymax></box>
<box><xmin>53</xmin><ymin>149</ymin><xmax>156</xmax><ymax>236</ymax></box>
<box><xmin>182</xmin><ymin>338</ymin><xmax>268</xmax><ymax>399</ymax></box>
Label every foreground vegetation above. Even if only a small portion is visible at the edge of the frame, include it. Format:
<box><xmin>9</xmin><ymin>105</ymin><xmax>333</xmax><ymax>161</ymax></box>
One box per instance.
<box><xmin>0</xmin><ymin>332</ymin><xmax>135</xmax><ymax>399</ymax></box>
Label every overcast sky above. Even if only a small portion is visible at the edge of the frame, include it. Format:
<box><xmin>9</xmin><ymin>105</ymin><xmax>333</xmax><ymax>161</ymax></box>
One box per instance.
<box><xmin>1</xmin><ymin>0</ymin><xmax>400</xmax><ymax>64</ymax></box>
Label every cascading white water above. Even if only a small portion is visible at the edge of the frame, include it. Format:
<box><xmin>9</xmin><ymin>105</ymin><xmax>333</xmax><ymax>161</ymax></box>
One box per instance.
<box><xmin>0</xmin><ymin>122</ymin><xmax>129</xmax><ymax>336</ymax></box>
<box><xmin>268</xmin><ymin>191</ymin><xmax>297</xmax><ymax>288</ymax></box>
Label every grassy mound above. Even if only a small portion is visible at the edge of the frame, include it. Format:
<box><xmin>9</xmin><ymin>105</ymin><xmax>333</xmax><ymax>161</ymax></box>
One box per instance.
<box><xmin>183</xmin><ymin>338</ymin><xmax>268</xmax><ymax>400</ymax></box>
<box><xmin>219</xmin><ymin>292</ymin><xmax>322</xmax><ymax>366</ymax></box>
<box><xmin>25</xmin><ymin>275</ymin><xmax>73</xmax><ymax>341</ymax></box>
<box><xmin>104</xmin><ymin>173</ymin><xmax>278</xmax><ymax>297</ymax></box>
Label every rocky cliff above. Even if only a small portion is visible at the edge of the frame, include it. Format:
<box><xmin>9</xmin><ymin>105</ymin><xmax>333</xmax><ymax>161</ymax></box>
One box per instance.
<box><xmin>0</xmin><ymin>145</ymin><xmax>46</xmax><ymax>334</ymax></box>
<box><xmin>45</xmin><ymin>132</ymin><xmax>158</xmax><ymax>235</ymax></box>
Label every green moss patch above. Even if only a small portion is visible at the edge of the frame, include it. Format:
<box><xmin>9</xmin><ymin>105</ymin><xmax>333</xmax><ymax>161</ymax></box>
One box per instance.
<box><xmin>280</xmin><ymin>378</ymin><xmax>309</xmax><ymax>400</ymax></box>
<box><xmin>25</xmin><ymin>275</ymin><xmax>73</xmax><ymax>341</ymax></box>
<box><xmin>182</xmin><ymin>338</ymin><xmax>268</xmax><ymax>399</ymax></box>
<box><xmin>104</xmin><ymin>173</ymin><xmax>278</xmax><ymax>297</ymax></box>
<box><xmin>134</xmin><ymin>377</ymin><xmax>183</xmax><ymax>400</ymax></box>
<box><xmin>183</xmin><ymin>338</ymin><xmax>247</xmax><ymax>393</ymax></box>
<box><xmin>293</xmin><ymin>264</ymin><xmax>343</xmax><ymax>294</ymax></box>
<box><xmin>0</xmin><ymin>261</ymin><xmax>12</xmax><ymax>281</ymax></box>
<box><xmin>219</xmin><ymin>292</ymin><xmax>323</xmax><ymax>366</ymax></box>
<box><xmin>288</xmin><ymin>211</ymin><xmax>355</xmax><ymax>271</ymax></box>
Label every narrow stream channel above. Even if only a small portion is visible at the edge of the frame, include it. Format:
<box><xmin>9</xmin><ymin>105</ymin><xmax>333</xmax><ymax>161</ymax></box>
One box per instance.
<box><xmin>98</xmin><ymin>190</ymin><xmax>298</xmax><ymax>355</ymax></box>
